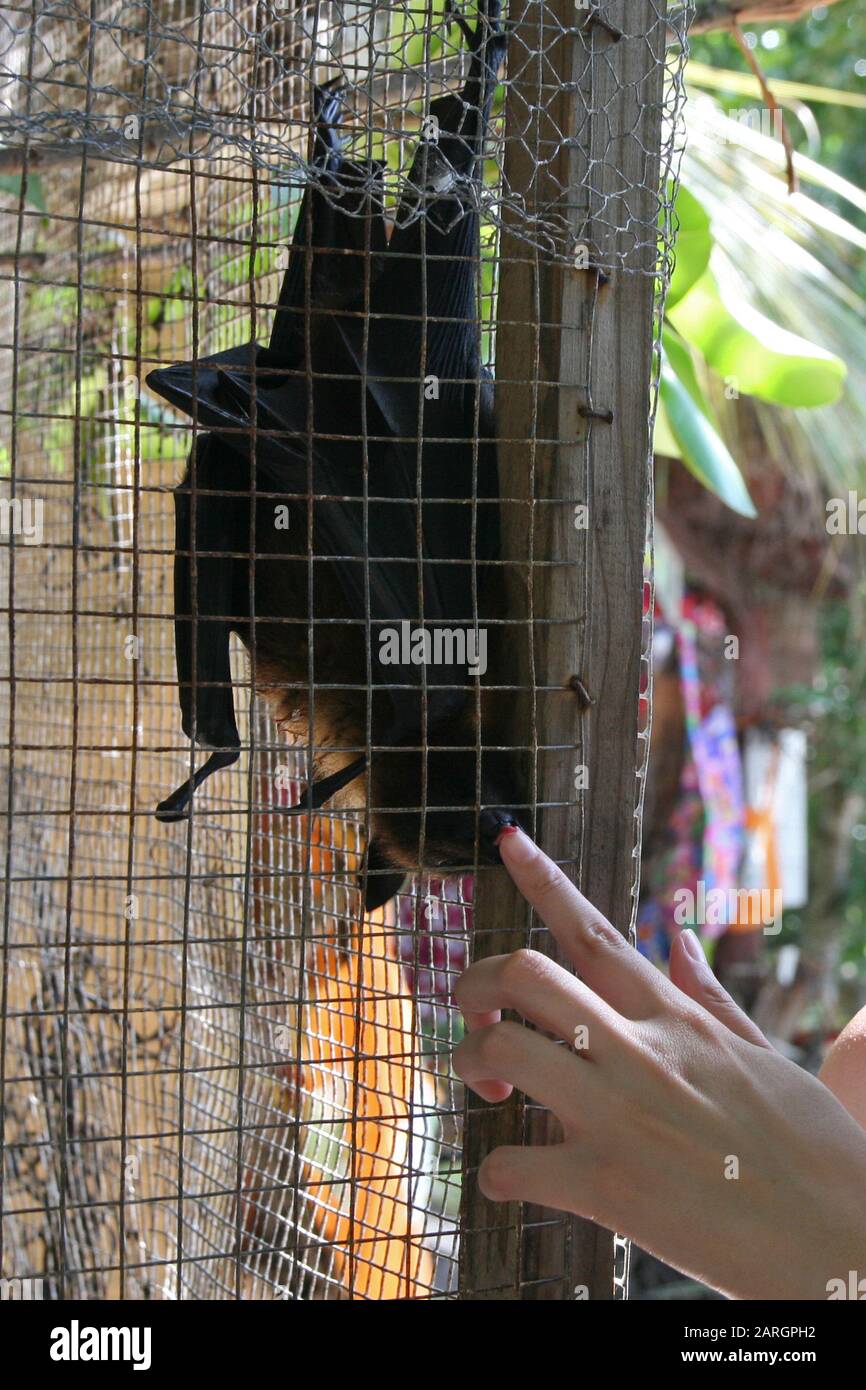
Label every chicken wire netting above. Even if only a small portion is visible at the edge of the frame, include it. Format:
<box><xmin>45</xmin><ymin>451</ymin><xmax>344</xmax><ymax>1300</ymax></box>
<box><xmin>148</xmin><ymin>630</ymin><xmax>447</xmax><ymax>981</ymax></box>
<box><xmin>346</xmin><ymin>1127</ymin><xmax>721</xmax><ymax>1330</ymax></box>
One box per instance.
<box><xmin>0</xmin><ymin>0</ymin><xmax>690</xmax><ymax>1300</ymax></box>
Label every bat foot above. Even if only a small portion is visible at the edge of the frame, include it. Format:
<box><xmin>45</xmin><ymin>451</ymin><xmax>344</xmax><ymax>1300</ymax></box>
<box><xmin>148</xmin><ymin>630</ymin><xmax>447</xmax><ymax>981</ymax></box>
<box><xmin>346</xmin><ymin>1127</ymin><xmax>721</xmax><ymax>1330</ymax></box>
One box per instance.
<box><xmin>444</xmin><ymin>0</ymin><xmax>475</xmax><ymax>48</ymax></box>
<box><xmin>278</xmin><ymin>755</ymin><xmax>367</xmax><ymax>816</ymax></box>
<box><xmin>447</xmin><ymin>0</ymin><xmax>505</xmax><ymax>54</ymax></box>
<box><xmin>312</xmin><ymin>76</ymin><xmax>346</xmax><ymax>114</ymax></box>
<box><xmin>363</xmin><ymin>838</ymin><xmax>407</xmax><ymax>911</ymax></box>
<box><xmin>311</xmin><ymin>81</ymin><xmax>347</xmax><ymax>168</ymax></box>
<box><xmin>155</xmin><ymin>748</ymin><xmax>240</xmax><ymax>822</ymax></box>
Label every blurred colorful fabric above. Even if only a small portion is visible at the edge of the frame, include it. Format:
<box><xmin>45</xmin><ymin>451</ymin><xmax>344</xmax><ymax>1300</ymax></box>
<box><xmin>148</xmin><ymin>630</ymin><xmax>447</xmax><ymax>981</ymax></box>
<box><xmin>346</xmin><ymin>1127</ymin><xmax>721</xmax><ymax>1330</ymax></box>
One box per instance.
<box><xmin>638</xmin><ymin>602</ymin><xmax>746</xmax><ymax>962</ymax></box>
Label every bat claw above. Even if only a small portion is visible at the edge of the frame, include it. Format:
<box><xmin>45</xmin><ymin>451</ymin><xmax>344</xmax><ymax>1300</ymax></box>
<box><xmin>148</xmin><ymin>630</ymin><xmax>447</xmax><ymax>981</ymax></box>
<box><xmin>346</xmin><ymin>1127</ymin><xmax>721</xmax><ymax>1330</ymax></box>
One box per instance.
<box><xmin>311</xmin><ymin>80</ymin><xmax>347</xmax><ymax>168</ymax></box>
<box><xmin>445</xmin><ymin>0</ymin><xmax>505</xmax><ymax>56</ymax></box>
<box><xmin>279</xmin><ymin>755</ymin><xmax>367</xmax><ymax>815</ymax></box>
<box><xmin>155</xmin><ymin>748</ymin><xmax>240</xmax><ymax>822</ymax></box>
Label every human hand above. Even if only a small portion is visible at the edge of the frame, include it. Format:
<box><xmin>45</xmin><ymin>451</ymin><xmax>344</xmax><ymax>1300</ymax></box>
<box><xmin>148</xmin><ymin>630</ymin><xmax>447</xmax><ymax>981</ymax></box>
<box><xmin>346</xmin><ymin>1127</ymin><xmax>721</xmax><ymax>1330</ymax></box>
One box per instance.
<box><xmin>453</xmin><ymin>828</ymin><xmax>866</xmax><ymax>1300</ymax></box>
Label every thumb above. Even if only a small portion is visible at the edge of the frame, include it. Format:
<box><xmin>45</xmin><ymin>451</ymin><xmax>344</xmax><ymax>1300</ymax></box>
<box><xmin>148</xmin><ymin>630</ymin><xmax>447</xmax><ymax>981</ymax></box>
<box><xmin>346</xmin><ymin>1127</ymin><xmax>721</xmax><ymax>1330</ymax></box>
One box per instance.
<box><xmin>669</xmin><ymin>929</ymin><xmax>773</xmax><ymax>1050</ymax></box>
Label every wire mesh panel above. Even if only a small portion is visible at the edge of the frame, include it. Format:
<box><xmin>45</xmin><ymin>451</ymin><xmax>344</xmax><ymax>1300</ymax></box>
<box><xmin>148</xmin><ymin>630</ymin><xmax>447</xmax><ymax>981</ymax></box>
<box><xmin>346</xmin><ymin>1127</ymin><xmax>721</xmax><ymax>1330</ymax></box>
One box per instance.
<box><xmin>0</xmin><ymin>0</ymin><xmax>689</xmax><ymax>1300</ymax></box>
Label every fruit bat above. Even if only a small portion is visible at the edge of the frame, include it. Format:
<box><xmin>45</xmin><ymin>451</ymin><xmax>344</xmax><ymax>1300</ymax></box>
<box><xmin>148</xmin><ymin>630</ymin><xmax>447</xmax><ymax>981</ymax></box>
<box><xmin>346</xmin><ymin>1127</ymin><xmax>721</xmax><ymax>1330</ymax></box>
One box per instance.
<box><xmin>149</xmin><ymin>0</ymin><xmax>525</xmax><ymax>909</ymax></box>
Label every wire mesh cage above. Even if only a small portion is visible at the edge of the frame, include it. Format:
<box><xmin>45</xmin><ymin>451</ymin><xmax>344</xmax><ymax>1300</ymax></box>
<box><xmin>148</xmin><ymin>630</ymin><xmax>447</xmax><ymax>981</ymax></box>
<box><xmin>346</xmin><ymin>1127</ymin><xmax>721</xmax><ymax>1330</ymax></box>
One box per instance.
<box><xmin>0</xmin><ymin>0</ymin><xmax>690</xmax><ymax>1300</ymax></box>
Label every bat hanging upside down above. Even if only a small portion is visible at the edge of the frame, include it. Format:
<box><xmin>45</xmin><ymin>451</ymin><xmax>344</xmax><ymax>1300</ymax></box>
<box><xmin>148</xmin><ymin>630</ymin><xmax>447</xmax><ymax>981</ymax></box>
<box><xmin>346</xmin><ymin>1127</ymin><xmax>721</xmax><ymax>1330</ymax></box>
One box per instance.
<box><xmin>150</xmin><ymin>0</ymin><xmax>525</xmax><ymax>909</ymax></box>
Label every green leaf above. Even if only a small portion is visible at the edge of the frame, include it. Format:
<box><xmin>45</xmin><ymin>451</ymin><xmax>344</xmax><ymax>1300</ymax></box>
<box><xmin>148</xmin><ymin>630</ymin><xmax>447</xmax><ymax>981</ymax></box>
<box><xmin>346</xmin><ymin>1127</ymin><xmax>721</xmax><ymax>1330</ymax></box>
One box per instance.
<box><xmin>652</xmin><ymin>395</ymin><xmax>681</xmax><ymax>460</ymax></box>
<box><xmin>405</xmin><ymin>30</ymin><xmax>444</xmax><ymax>68</ymax></box>
<box><xmin>0</xmin><ymin>173</ymin><xmax>47</xmax><ymax>213</ymax></box>
<box><xmin>686</xmin><ymin>61</ymin><xmax>866</xmax><ymax>111</ymax></box>
<box><xmin>669</xmin><ymin>269</ymin><xmax>846</xmax><ymax>408</ymax></box>
<box><xmin>389</xmin><ymin>0</ymin><xmax>447</xmax><ymax>64</ymax></box>
<box><xmin>659</xmin><ymin>356</ymin><xmax>757</xmax><ymax>518</ymax></box>
<box><xmin>654</xmin><ymin>327</ymin><xmax>722</xmax><ymax>464</ymax></box>
<box><xmin>662</xmin><ymin>325</ymin><xmax>717</xmax><ymax>424</ymax></box>
<box><xmin>666</xmin><ymin>184</ymin><xmax>712</xmax><ymax>310</ymax></box>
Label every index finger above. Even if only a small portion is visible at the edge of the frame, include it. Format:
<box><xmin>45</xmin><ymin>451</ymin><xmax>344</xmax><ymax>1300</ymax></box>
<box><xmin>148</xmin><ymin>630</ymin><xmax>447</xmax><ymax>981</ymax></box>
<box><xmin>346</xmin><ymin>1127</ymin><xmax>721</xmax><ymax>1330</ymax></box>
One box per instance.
<box><xmin>496</xmin><ymin>827</ymin><xmax>671</xmax><ymax>1020</ymax></box>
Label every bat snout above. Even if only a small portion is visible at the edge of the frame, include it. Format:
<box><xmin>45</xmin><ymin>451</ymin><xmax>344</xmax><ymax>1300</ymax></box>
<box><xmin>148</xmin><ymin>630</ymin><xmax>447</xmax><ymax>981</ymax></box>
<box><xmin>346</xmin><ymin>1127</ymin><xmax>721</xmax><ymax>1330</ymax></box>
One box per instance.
<box><xmin>479</xmin><ymin>806</ymin><xmax>516</xmax><ymax>839</ymax></box>
<box><xmin>478</xmin><ymin>806</ymin><xmax>522</xmax><ymax>862</ymax></box>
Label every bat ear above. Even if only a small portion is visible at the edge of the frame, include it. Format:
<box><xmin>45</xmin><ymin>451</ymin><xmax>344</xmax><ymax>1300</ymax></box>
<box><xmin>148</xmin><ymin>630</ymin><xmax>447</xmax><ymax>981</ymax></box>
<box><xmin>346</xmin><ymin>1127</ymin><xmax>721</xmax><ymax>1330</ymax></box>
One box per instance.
<box><xmin>362</xmin><ymin>838</ymin><xmax>407</xmax><ymax>911</ymax></box>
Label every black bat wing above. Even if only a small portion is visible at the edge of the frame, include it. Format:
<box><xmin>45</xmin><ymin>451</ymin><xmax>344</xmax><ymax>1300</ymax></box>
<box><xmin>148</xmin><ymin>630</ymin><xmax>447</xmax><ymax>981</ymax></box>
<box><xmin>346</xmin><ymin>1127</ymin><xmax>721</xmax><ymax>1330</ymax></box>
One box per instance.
<box><xmin>151</xmin><ymin>47</ymin><xmax>502</xmax><ymax>821</ymax></box>
<box><xmin>155</xmin><ymin>434</ymin><xmax>250</xmax><ymax>821</ymax></box>
<box><xmin>268</xmin><ymin>81</ymin><xmax>388</xmax><ymax>361</ymax></box>
<box><xmin>152</xmin><ymin>416</ymin><xmax>472</xmax><ymax>822</ymax></box>
<box><xmin>148</xmin><ymin>82</ymin><xmax>387</xmax><ymax>458</ymax></box>
<box><xmin>255</xmin><ymin>439</ymin><xmax>473</xmax><ymax>745</ymax></box>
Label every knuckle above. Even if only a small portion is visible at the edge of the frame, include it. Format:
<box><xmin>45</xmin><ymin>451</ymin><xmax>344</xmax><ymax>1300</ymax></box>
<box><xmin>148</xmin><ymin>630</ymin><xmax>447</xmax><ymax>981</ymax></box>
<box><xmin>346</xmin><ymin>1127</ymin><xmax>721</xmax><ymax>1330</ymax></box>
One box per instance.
<box><xmin>580</xmin><ymin>910</ymin><xmax>627</xmax><ymax>959</ymax></box>
<box><xmin>638</xmin><ymin>1009</ymin><xmax>727</xmax><ymax>1085</ymax></box>
<box><xmin>698</xmin><ymin>976</ymin><xmax>736</xmax><ymax>1014</ymax></box>
<box><xmin>500</xmin><ymin>947</ymin><xmax>549</xmax><ymax>997</ymax></box>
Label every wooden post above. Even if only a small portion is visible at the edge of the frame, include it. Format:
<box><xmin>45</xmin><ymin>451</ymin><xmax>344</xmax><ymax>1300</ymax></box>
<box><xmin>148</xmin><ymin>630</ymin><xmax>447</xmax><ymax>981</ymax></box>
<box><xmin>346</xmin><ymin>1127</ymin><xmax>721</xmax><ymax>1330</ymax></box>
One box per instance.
<box><xmin>460</xmin><ymin>0</ymin><xmax>667</xmax><ymax>1300</ymax></box>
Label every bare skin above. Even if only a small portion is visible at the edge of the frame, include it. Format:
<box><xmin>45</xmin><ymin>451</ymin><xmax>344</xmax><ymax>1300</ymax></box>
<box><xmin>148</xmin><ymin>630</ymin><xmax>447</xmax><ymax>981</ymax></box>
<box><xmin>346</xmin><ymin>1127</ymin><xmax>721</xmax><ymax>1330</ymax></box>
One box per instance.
<box><xmin>453</xmin><ymin>826</ymin><xmax>866</xmax><ymax>1300</ymax></box>
<box><xmin>820</xmin><ymin>1005</ymin><xmax>866</xmax><ymax>1131</ymax></box>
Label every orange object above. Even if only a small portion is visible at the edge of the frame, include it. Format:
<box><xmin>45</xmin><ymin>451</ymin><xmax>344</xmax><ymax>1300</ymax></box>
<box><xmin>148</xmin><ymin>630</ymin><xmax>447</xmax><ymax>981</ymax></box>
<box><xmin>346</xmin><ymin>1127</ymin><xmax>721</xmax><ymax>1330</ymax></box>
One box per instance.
<box><xmin>731</xmin><ymin>746</ymin><xmax>781</xmax><ymax>932</ymax></box>
<box><xmin>301</xmin><ymin>913</ymin><xmax>434</xmax><ymax>1299</ymax></box>
<box><xmin>247</xmin><ymin>775</ymin><xmax>434</xmax><ymax>1299</ymax></box>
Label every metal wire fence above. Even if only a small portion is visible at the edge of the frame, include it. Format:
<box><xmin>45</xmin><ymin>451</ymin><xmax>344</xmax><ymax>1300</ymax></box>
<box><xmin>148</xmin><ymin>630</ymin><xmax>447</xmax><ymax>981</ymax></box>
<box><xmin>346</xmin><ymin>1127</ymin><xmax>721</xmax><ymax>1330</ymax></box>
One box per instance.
<box><xmin>0</xmin><ymin>0</ymin><xmax>691</xmax><ymax>1300</ymax></box>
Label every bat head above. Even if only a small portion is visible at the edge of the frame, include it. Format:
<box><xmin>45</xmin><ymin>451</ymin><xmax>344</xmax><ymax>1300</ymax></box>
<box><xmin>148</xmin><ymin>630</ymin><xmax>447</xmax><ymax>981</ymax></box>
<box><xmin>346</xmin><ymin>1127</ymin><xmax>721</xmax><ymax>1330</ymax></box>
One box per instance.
<box><xmin>369</xmin><ymin>741</ymin><xmax>526</xmax><ymax>883</ymax></box>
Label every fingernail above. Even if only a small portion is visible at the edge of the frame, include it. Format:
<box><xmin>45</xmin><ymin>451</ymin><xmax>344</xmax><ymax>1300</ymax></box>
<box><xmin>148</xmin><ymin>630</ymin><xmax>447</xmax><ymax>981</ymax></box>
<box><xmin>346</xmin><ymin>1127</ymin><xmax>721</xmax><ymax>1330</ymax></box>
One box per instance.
<box><xmin>494</xmin><ymin>824</ymin><xmax>519</xmax><ymax>847</ymax></box>
<box><xmin>680</xmin><ymin>928</ymin><xmax>705</xmax><ymax>963</ymax></box>
<box><xmin>496</xmin><ymin>825</ymin><xmax>536</xmax><ymax>862</ymax></box>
